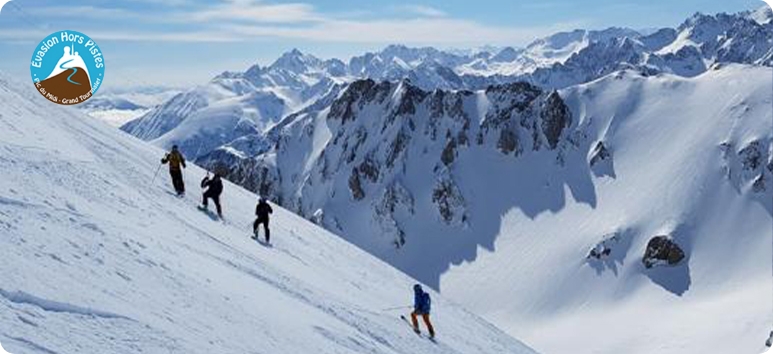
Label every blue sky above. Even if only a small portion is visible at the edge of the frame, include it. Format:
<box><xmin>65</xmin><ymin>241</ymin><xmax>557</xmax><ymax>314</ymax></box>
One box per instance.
<box><xmin>0</xmin><ymin>0</ymin><xmax>762</xmax><ymax>88</ymax></box>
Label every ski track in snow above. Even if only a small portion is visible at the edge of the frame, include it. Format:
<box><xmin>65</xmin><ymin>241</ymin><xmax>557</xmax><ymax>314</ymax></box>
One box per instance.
<box><xmin>0</xmin><ymin>289</ymin><xmax>131</xmax><ymax>320</ymax></box>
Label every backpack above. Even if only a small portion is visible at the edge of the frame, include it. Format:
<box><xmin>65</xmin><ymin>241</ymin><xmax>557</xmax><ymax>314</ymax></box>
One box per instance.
<box><xmin>421</xmin><ymin>292</ymin><xmax>431</xmax><ymax>313</ymax></box>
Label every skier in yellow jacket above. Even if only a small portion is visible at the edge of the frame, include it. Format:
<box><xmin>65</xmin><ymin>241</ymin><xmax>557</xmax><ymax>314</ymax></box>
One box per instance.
<box><xmin>161</xmin><ymin>145</ymin><xmax>186</xmax><ymax>196</ymax></box>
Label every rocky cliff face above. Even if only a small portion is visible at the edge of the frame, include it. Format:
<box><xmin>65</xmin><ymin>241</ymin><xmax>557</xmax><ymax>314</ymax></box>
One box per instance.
<box><xmin>203</xmin><ymin>78</ymin><xmax>579</xmax><ymax>251</ymax></box>
<box><xmin>721</xmin><ymin>138</ymin><xmax>773</xmax><ymax>195</ymax></box>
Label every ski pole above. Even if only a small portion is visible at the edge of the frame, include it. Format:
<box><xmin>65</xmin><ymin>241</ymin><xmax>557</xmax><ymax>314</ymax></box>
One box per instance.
<box><xmin>151</xmin><ymin>163</ymin><xmax>163</xmax><ymax>185</ymax></box>
<box><xmin>381</xmin><ymin>306</ymin><xmax>412</xmax><ymax>312</ymax></box>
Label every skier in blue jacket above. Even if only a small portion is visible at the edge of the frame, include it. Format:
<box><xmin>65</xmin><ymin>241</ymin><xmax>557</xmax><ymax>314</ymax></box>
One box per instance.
<box><xmin>411</xmin><ymin>284</ymin><xmax>435</xmax><ymax>338</ymax></box>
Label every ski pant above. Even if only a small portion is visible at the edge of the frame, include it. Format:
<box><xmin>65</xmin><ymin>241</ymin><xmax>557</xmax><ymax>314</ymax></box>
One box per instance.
<box><xmin>203</xmin><ymin>191</ymin><xmax>222</xmax><ymax>216</ymax></box>
<box><xmin>170</xmin><ymin>169</ymin><xmax>185</xmax><ymax>195</ymax></box>
<box><xmin>253</xmin><ymin>218</ymin><xmax>270</xmax><ymax>242</ymax></box>
<box><xmin>411</xmin><ymin>312</ymin><xmax>435</xmax><ymax>337</ymax></box>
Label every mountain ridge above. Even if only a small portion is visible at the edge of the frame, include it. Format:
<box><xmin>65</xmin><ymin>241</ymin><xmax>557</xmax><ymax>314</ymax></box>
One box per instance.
<box><xmin>120</xmin><ymin>6</ymin><xmax>773</xmax><ymax>164</ymax></box>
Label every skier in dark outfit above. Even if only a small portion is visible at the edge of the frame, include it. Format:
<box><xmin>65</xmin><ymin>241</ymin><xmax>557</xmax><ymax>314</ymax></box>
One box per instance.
<box><xmin>253</xmin><ymin>197</ymin><xmax>273</xmax><ymax>242</ymax></box>
<box><xmin>161</xmin><ymin>145</ymin><xmax>186</xmax><ymax>196</ymax></box>
<box><xmin>200</xmin><ymin>173</ymin><xmax>223</xmax><ymax>217</ymax></box>
<box><xmin>411</xmin><ymin>284</ymin><xmax>435</xmax><ymax>338</ymax></box>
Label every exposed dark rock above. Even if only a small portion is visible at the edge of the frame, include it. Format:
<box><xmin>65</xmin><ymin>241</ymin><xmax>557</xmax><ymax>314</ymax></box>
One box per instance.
<box><xmin>588</xmin><ymin>247</ymin><xmax>612</xmax><ymax>259</ymax></box>
<box><xmin>395</xmin><ymin>81</ymin><xmax>428</xmax><ymax>116</ymax></box>
<box><xmin>643</xmin><ymin>236</ymin><xmax>685</xmax><ymax>268</ymax></box>
<box><xmin>386</xmin><ymin>130</ymin><xmax>410</xmax><ymax>168</ymax></box>
<box><xmin>329</xmin><ymin>79</ymin><xmax>376</xmax><ymax>123</ymax></box>
<box><xmin>753</xmin><ymin>174</ymin><xmax>766</xmax><ymax>193</ymax></box>
<box><xmin>457</xmin><ymin>130</ymin><xmax>469</xmax><ymax>146</ymax></box>
<box><xmin>348</xmin><ymin>168</ymin><xmax>365</xmax><ymax>200</ymax></box>
<box><xmin>725</xmin><ymin>139</ymin><xmax>772</xmax><ymax>194</ymax></box>
<box><xmin>345</xmin><ymin>128</ymin><xmax>368</xmax><ymax>163</ymax></box>
<box><xmin>485</xmin><ymin>82</ymin><xmax>542</xmax><ymax>111</ymax></box>
<box><xmin>590</xmin><ymin>141</ymin><xmax>611</xmax><ymax>166</ymax></box>
<box><xmin>541</xmin><ymin>91</ymin><xmax>572</xmax><ymax>149</ymax></box>
<box><xmin>310</xmin><ymin>209</ymin><xmax>324</xmax><ymax>225</ymax></box>
<box><xmin>587</xmin><ymin>232</ymin><xmax>627</xmax><ymax>261</ymax></box>
<box><xmin>373</xmin><ymin>183</ymin><xmax>413</xmax><ymax>248</ymax></box>
<box><xmin>441</xmin><ymin>138</ymin><xmax>457</xmax><ymax>166</ymax></box>
<box><xmin>739</xmin><ymin>141</ymin><xmax>762</xmax><ymax>171</ymax></box>
<box><xmin>497</xmin><ymin>129</ymin><xmax>520</xmax><ymax>155</ymax></box>
<box><xmin>358</xmin><ymin>155</ymin><xmax>380</xmax><ymax>183</ymax></box>
<box><xmin>432</xmin><ymin>177</ymin><xmax>466</xmax><ymax>224</ymax></box>
<box><xmin>428</xmin><ymin>90</ymin><xmax>446</xmax><ymax>119</ymax></box>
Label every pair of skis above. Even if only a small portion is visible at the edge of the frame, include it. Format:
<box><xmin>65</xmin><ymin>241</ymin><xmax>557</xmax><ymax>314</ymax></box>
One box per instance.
<box><xmin>196</xmin><ymin>205</ymin><xmax>226</xmax><ymax>224</ymax></box>
<box><xmin>251</xmin><ymin>231</ymin><xmax>271</xmax><ymax>246</ymax></box>
<box><xmin>400</xmin><ymin>315</ymin><xmax>436</xmax><ymax>343</ymax></box>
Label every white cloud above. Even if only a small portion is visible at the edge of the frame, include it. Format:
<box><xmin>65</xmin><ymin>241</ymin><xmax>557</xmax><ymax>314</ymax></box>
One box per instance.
<box><xmin>34</xmin><ymin>6</ymin><xmax>142</xmax><ymax>19</ymax></box>
<box><xmin>184</xmin><ymin>0</ymin><xmax>321</xmax><ymax>23</ymax></box>
<box><xmin>0</xmin><ymin>28</ymin><xmax>241</xmax><ymax>42</ymax></box>
<box><xmin>1</xmin><ymin>17</ymin><xmax>584</xmax><ymax>46</ymax></box>
<box><xmin>223</xmin><ymin>18</ymin><xmax>585</xmax><ymax>46</ymax></box>
<box><xmin>396</xmin><ymin>5</ymin><xmax>446</xmax><ymax>18</ymax></box>
<box><xmin>132</xmin><ymin>0</ymin><xmax>190</xmax><ymax>4</ymax></box>
<box><xmin>9</xmin><ymin>1</ymin><xmax>588</xmax><ymax>46</ymax></box>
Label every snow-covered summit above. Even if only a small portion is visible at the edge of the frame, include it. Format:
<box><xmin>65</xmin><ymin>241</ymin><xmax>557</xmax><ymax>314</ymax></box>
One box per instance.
<box><xmin>748</xmin><ymin>5</ymin><xmax>773</xmax><ymax>25</ymax></box>
<box><xmin>0</xmin><ymin>72</ymin><xmax>536</xmax><ymax>354</ymax></box>
<box><xmin>269</xmin><ymin>48</ymin><xmax>323</xmax><ymax>72</ymax></box>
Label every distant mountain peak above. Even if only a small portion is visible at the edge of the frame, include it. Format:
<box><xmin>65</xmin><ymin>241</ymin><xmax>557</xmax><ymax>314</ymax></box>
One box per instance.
<box><xmin>270</xmin><ymin>48</ymin><xmax>322</xmax><ymax>72</ymax></box>
<box><xmin>748</xmin><ymin>5</ymin><xmax>773</xmax><ymax>24</ymax></box>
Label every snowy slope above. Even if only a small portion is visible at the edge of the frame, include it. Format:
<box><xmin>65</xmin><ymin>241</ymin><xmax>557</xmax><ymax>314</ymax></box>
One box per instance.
<box><xmin>0</xmin><ymin>73</ymin><xmax>535</xmax><ymax>354</ymax></box>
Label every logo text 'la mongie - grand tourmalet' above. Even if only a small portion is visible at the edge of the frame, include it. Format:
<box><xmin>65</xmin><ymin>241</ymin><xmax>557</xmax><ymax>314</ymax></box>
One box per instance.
<box><xmin>30</xmin><ymin>30</ymin><xmax>105</xmax><ymax>105</ymax></box>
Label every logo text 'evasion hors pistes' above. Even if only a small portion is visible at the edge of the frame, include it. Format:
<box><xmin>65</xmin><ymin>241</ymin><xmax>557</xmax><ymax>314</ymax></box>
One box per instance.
<box><xmin>29</xmin><ymin>30</ymin><xmax>105</xmax><ymax>105</ymax></box>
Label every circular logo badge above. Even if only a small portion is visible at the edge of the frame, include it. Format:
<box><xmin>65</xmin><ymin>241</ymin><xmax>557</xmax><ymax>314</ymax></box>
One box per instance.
<box><xmin>30</xmin><ymin>30</ymin><xmax>105</xmax><ymax>105</ymax></box>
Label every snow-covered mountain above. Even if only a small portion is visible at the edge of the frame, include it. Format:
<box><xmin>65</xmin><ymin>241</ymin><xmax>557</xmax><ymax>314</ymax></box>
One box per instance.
<box><xmin>82</xmin><ymin>86</ymin><xmax>180</xmax><ymax>127</ymax></box>
<box><xmin>457</xmin><ymin>27</ymin><xmax>642</xmax><ymax>76</ymax></box>
<box><xmin>122</xmin><ymin>6</ymin><xmax>773</xmax><ymax>165</ymax></box>
<box><xmin>0</xmin><ymin>72</ymin><xmax>535</xmax><ymax>353</ymax></box>
<box><xmin>523</xmin><ymin>8</ymin><xmax>773</xmax><ymax>88</ymax></box>
<box><xmin>121</xmin><ymin>49</ymin><xmax>346</xmax><ymax>161</ymax></box>
<box><xmin>201</xmin><ymin>63</ymin><xmax>773</xmax><ymax>354</ymax></box>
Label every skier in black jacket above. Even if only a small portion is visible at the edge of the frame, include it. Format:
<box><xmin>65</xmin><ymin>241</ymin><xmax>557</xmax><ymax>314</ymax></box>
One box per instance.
<box><xmin>253</xmin><ymin>197</ymin><xmax>273</xmax><ymax>243</ymax></box>
<box><xmin>200</xmin><ymin>173</ymin><xmax>223</xmax><ymax>217</ymax></box>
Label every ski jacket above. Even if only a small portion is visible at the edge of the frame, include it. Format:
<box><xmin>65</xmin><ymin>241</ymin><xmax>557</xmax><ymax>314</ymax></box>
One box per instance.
<box><xmin>255</xmin><ymin>201</ymin><xmax>273</xmax><ymax>221</ymax></box>
<box><xmin>162</xmin><ymin>150</ymin><xmax>186</xmax><ymax>171</ymax></box>
<box><xmin>201</xmin><ymin>176</ymin><xmax>223</xmax><ymax>196</ymax></box>
<box><xmin>414</xmin><ymin>288</ymin><xmax>431</xmax><ymax>314</ymax></box>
